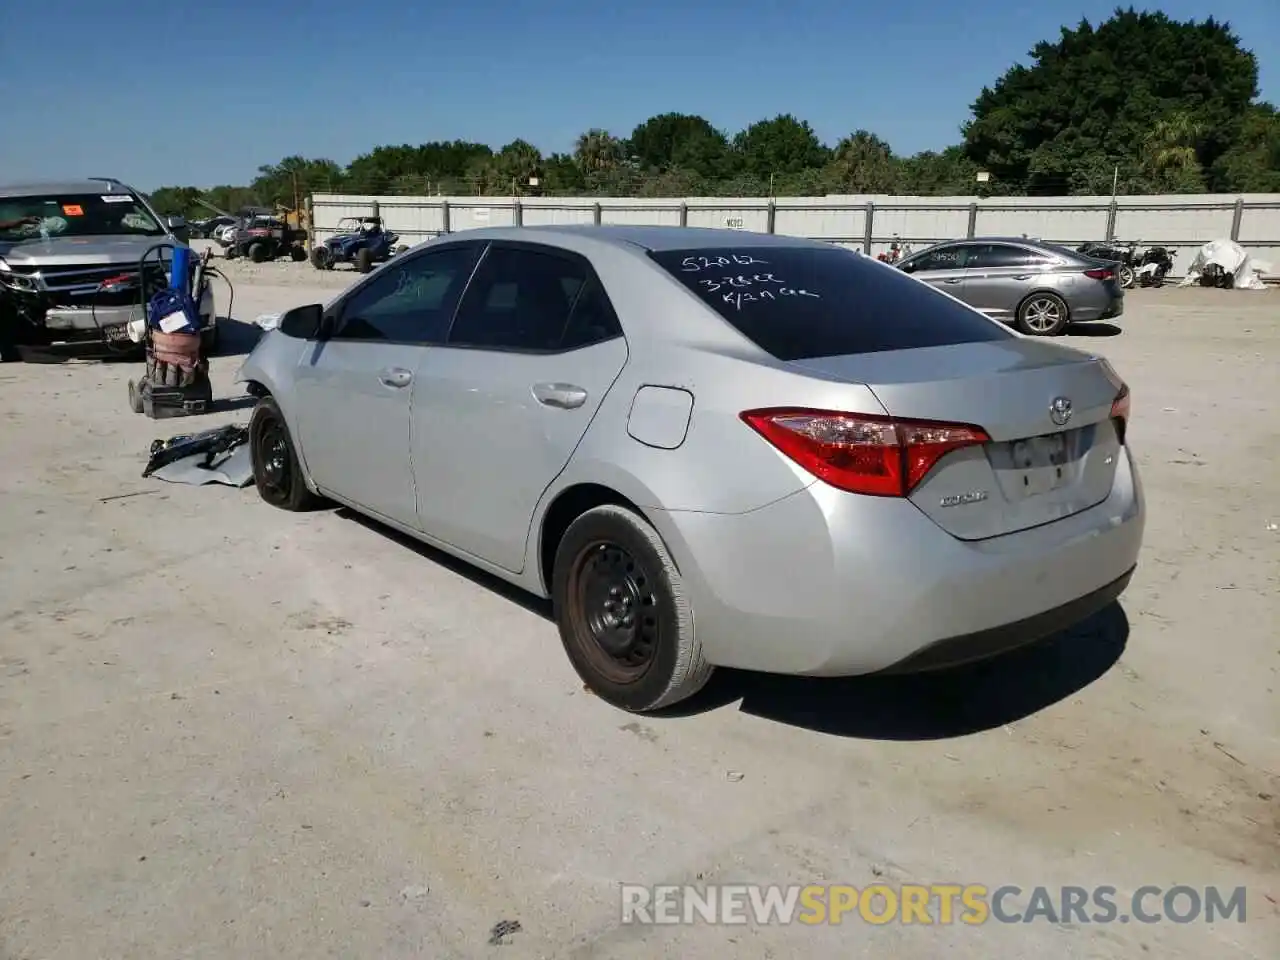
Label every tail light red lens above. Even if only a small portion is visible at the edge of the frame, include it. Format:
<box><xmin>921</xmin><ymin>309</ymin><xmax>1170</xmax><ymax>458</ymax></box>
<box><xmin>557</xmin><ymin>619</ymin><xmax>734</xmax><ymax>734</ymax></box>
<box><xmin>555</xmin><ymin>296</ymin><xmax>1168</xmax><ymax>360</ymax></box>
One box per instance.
<box><xmin>1084</xmin><ymin>268</ymin><xmax>1114</xmax><ymax>280</ymax></box>
<box><xmin>740</xmin><ymin>408</ymin><xmax>990</xmax><ymax>498</ymax></box>
<box><xmin>1110</xmin><ymin>383</ymin><xmax>1131</xmax><ymax>443</ymax></box>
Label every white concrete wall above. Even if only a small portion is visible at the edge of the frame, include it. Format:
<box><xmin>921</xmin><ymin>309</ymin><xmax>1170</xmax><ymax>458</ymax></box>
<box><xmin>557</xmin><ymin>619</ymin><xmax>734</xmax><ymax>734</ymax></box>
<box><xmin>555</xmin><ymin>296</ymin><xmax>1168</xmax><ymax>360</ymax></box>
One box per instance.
<box><xmin>312</xmin><ymin>193</ymin><xmax>1280</xmax><ymax>278</ymax></box>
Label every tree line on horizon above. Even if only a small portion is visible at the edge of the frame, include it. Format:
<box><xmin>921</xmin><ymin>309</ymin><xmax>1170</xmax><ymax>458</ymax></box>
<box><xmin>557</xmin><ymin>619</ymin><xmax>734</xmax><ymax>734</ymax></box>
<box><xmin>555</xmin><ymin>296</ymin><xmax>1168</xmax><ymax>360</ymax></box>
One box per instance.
<box><xmin>151</xmin><ymin>9</ymin><xmax>1279</xmax><ymax>220</ymax></box>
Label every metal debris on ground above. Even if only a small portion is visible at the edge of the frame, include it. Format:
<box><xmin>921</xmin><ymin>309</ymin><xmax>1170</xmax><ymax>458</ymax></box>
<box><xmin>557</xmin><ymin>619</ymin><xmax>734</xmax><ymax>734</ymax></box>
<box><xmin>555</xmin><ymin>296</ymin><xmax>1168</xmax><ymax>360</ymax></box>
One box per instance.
<box><xmin>143</xmin><ymin>423</ymin><xmax>253</xmax><ymax>487</ymax></box>
<box><xmin>488</xmin><ymin>920</ymin><xmax>522</xmax><ymax>945</ymax></box>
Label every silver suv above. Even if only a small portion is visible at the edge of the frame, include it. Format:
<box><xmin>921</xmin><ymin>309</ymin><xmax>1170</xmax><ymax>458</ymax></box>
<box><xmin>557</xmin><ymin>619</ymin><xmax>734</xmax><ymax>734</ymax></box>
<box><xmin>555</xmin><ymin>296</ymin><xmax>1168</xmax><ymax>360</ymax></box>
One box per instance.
<box><xmin>0</xmin><ymin>178</ymin><xmax>216</xmax><ymax>360</ymax></box>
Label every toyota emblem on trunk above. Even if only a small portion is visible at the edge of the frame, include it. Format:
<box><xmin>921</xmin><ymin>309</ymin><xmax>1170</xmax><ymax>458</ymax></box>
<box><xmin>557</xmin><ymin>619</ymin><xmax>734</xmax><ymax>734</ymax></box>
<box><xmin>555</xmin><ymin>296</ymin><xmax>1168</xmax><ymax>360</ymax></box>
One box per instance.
<box><xmin>1049</xmin><ymin>396</ymin><xmax>1073</xmax><ymax>426</ymax></box>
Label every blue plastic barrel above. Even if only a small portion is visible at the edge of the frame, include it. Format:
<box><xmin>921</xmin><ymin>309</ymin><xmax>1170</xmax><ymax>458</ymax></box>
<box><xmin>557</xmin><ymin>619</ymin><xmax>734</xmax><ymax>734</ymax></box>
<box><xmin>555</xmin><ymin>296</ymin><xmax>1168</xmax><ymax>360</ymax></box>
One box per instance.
<box><xmin>169</xmin><ymin>245</ymin><xmax>192</xmax><ymax>292</ymax></box>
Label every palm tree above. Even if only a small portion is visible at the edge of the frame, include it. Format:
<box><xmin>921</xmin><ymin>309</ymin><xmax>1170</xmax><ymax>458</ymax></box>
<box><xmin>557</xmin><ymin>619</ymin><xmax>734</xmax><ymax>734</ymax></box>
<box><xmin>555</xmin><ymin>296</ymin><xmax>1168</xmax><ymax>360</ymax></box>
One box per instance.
<box><xmin>574</xmin><ymin>129</ymin><xmax>623</xmax><ymax>174</ymax></box>
<box><xmin>1143</xmin><ymin>111</ymin><xmax>1204</xmax><ymax>175</ymax></box>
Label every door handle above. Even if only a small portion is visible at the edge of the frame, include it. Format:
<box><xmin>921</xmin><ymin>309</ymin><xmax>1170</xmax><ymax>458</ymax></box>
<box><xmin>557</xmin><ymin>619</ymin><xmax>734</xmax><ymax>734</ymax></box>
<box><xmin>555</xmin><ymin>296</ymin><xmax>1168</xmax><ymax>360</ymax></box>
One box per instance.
<box><xmin>942</xmin><ymin>278</ymin><xmax>963</xmax><ymax>284</ymax></box>
<box><xmin>1012</xmin><ymin>274</ymin><xmax>1032</xmax><ymax>281</ymax></box>
<box><xmin>378</xmin><ymin>367</ymin><xmax>413</xmax><ymax>388</ymax></box>
<box><xmin>532</xmin><ymin>382</ymin><xmax>588</xmax><ymax>409</ymax></box>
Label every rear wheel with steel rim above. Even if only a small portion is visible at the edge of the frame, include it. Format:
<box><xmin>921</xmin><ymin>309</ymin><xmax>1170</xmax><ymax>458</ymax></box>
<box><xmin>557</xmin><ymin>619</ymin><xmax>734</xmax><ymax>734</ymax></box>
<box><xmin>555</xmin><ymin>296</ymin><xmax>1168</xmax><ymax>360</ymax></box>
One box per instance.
<box><xmin>1016</xmin><ymin>292</ymin><xmax>1069</xmax><ymax>336</ymax></box>
<box><xmin>249</xmin><ymin>396</ymin><xmax>319</xmax><ymax>511</ymax></box>
<box><xmin>552</xmin><ymin>504</ymin><xmax>712</xmax><ymax>712</ymax></box>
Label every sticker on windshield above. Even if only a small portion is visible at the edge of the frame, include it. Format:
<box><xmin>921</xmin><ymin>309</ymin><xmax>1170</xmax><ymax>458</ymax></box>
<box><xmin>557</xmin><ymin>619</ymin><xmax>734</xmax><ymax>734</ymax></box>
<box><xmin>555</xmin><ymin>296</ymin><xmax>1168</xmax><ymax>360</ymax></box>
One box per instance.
<box><xmin>61</xmin><ymin>204</ymin><xmax>84</xmax><ymax>216</ymax></box>
<box><xmin>102</xmin><ymin>195</ymin><xmax>134</xmax><ymax>203</ymax></box>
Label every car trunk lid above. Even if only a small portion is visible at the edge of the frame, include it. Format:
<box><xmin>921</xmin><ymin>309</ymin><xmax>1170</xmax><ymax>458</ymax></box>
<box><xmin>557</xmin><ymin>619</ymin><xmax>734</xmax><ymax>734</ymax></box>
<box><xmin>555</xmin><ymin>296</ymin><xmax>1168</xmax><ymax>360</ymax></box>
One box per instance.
<box><xmin>791</xmin><ymin>340</ymin><xmax>1124</xmax><ymax>540</ymax></box>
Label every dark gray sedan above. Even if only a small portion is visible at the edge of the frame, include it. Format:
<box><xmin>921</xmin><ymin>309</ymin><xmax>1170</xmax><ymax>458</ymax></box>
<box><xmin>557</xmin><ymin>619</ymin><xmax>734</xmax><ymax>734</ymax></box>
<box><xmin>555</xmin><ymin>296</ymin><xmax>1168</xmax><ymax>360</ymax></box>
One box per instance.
<box><xmin>897</xmin><ymin>237</ymin><xmax>1124</xmax><ymax>336</ymax></box>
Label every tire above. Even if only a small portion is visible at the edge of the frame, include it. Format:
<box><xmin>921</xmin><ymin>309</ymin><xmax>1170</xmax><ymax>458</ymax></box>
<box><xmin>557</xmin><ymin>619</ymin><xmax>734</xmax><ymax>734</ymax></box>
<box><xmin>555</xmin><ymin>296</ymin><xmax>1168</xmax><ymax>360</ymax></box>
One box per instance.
<box><xmin>289</xmin><ymin>245</ymin><xmax>307</xmax><ymax>262</ymax></box>
<box><xmin>551</xmin><ymin>504</ymin><xmax>713</xmax><ymax>713</ymax></box>
<box><xmin>1015</xmin><ymin>292</ymin><xmax>1069</xmax><ymax>336</ymax></box>
<box><xmin>224</xmin><ymin>246</ymin><xmax>238</xmax><ymax>261</ymax></box>
<box><xmin>355</xmin><ymin>248</ymin><xmax>374</xmax><ymax>274</ymax></box>
<box><xmin>1118</xmin><ymin>265</ymin><xmax>1136</xmax><ymax>289</ymax></box>
<box><xmin>310</xmin><ymin>246</ymin><xmax>330</xmax><ymax>271</ymax></box>
<box><xmin>249</xmin><ymin>396</ymin><xmax>320</xmax><ymax>511</ymax></box>
<box><xmin>248</xmin><ymin>242</ymin><xmax>267</xmax><ymax>264</ymax></box>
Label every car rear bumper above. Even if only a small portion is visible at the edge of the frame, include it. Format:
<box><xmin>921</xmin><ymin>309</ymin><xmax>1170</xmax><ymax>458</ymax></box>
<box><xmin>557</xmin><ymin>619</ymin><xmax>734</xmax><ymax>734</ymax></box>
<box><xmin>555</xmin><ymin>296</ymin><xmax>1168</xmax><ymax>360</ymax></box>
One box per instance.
<box><xmin>651</xmin><ymin>446</ymin><xmax>1144</xmax><ymax>676</ymax></box>
<box><xmin>1073</xmin><ymin>292</ymin><xmax>1124</xmax><ymax>323</ymax></box>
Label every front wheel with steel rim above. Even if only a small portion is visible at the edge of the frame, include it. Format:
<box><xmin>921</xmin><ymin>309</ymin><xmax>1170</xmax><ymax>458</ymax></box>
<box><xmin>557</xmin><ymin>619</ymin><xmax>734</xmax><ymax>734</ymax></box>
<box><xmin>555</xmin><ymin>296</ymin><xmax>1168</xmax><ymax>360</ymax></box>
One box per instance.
<box><xmin>552</xmin><ymin>504</ymin><xmax>712</xmax><ymax>713</ymax></box>
<box><xmin>1015</xmin><ymin>292</ymin><xmax>1069</xmax><ymax>336</ymax></box>
<box><xmin>249</xmin><ymin>396</ymin><xmax>319</xmax><ymax>511</ymax></box>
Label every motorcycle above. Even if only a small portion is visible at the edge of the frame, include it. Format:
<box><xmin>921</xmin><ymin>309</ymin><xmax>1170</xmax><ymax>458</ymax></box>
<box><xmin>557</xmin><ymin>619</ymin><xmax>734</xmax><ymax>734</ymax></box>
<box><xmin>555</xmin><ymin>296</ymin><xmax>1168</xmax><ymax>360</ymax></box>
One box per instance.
<box><xmin>1076</xmin><ymin>240</ymin><xmax>1139</xmax><ymax>289</ymax></box>
<box><xmin>877</xmin><ymin>239</ymin><xmax>912</xmax><ymax>265</ymax></box>
<box><xmin>1133</xmin><ymin>245</ymin><xmax>1175</xmax><ymax>287</ymax></box>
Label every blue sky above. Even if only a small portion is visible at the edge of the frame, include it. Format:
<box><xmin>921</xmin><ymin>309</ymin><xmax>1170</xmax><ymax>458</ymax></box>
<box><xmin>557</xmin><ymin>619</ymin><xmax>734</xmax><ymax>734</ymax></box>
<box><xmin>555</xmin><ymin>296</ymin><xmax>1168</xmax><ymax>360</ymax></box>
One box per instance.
<box><xmin>1</xmin><ymin>0</ymin><xmax>1276</xmax><ymax>190</ymax></box>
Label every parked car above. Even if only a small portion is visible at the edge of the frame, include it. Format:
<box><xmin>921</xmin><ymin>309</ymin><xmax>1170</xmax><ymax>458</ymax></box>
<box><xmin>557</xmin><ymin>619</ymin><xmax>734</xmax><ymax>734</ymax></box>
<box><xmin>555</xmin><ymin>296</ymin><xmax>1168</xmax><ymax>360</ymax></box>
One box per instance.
<box><xmin>896</xmin><ymin>237</ymin><xmax>1124</xmax><ymax>336</ymax></box>
<box><xmin>0</xmin><ymin>178</ymin><xmax>216</xmax><ymax>360</ymax></box>
<box><xmin>236</xmin><ymin>226</ymin><xmax>1143</xmax><ymax>714</ymax></box>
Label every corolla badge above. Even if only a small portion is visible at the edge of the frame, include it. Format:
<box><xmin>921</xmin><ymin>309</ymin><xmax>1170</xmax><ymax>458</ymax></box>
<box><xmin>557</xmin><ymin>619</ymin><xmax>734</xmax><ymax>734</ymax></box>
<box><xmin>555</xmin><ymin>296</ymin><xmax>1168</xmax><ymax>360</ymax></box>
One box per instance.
<box><xmin>1049</xmin><ymin>396</ymin><xmax>1073</xmax><ymax>426</ymax></box>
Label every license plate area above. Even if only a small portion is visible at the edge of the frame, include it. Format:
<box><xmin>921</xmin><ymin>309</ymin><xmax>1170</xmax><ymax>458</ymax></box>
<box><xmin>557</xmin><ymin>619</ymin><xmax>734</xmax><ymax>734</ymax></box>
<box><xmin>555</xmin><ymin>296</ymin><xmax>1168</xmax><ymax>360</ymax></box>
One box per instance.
<box><xmin>105</xmin><ymin>324</ymin><xmax>131</xmax><ymax>341</ymax></box>
<box><xmin>999</xmin><ymin>429</ymin><xmax>1081</xmax><ymax>499</ymax></box>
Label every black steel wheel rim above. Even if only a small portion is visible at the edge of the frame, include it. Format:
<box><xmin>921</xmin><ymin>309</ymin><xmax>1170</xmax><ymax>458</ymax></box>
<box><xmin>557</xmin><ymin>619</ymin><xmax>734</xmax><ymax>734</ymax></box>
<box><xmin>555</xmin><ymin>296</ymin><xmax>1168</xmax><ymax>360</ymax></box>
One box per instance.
<box><xmin>568</xmin><ymin>541</ymin><xmax>660</xmax><ymax>684</ymax></box>
<box><xmin>257</xmin><ymin>419</ymin><xmax>290</xmax><ymax>494</ymax></box>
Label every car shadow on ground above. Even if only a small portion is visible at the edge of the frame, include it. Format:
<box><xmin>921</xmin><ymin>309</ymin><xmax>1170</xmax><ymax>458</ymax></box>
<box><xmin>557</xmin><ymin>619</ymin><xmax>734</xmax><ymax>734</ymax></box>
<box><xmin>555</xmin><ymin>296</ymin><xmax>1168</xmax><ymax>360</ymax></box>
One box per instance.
<box><xmin>334</xmin><ymin>507</ymin><xmax>556</xmax><ymax>621</ymax></box>
<box><xmin>1067</xmin><ymin>322</ymin><xmax>1123</xmax><ymax>337</ymax></box>
<box><xmin>209</xmin><ymin>317</ymin><xmax>263</xmax><ymax>358</ymax></box>
<box><xmin>334</xmin><ymin>506</ymin><xmax>1129</xmax><ymax>741</ymax></box>
<box><xmin>662</xmin><ymin>602</ymin><xmax>1130</xmax><ymax>739</ymax></box>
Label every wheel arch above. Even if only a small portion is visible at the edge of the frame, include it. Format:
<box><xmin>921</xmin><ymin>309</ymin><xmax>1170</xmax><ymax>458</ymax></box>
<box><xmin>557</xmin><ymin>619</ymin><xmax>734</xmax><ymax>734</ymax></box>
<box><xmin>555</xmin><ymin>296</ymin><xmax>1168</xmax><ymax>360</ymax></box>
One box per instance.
<box><xmin>1016</xmin><ymin>287</ymin><xmax>1072</xmax><ymax>329</ymax></box>
<box><xmin>536</xmin><ymin>482</ymin><xmax>653</xmax><ymax>598</ymax></box>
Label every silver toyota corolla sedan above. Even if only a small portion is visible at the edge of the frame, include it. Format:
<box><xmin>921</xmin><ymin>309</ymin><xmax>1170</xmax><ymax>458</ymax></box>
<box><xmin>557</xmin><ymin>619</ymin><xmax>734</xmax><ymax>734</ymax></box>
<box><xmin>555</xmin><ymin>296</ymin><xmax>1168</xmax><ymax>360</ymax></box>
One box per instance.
<box><xmin>236</xmin><ymin>225</ymin><xmax>1144</xmax><ymax>714</ymax></box>
<box><xmin>897</xmin><ymin>237</ymin><xmax>1125</xmax><ymax>336</ymax></box>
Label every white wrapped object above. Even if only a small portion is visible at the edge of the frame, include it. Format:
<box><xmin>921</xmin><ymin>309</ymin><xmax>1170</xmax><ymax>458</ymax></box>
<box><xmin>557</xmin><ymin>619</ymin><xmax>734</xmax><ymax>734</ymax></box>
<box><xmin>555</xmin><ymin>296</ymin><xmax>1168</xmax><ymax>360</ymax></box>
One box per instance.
<box><xmin>1178</xmin><ymin>239</ymin><xmax>1270</xmax><ymax>290</ymax></box>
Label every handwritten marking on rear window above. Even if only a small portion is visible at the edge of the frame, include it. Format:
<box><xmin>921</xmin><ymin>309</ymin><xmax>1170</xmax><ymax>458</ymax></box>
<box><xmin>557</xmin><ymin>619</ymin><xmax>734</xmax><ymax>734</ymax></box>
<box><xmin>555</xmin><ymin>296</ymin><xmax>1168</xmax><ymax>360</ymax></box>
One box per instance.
<box><xmin>724</xmin><ymin>288</ymin><xmax>820</xmax><ymax>310</ymax></box>
<box><xmin>698</xmin><ymin>273</ymin><xmax>783</xmax><ymax>292</ymax></box>
<box><xmin>680</xmin><ymin>254</ymin><xmax>769</xmax><ymax>272</ymax></box>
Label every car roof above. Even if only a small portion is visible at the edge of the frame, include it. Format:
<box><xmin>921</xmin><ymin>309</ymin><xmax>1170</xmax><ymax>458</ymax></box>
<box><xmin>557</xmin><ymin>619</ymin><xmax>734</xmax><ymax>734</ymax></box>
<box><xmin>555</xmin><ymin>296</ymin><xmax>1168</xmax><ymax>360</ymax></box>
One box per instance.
<box><xmin>439</xmin><ymin>224</ymin><xmax>828</xmax><ymax>254</ymax></box>
<box><xmin>909</xmin><ymin>236</ymin><xmax>1085</xmax><ymax>258</ymax></box>
<box><xmin>0</xmin><ymin>178</ymin><xmax>138</xmax><ymax>198</ymax></box>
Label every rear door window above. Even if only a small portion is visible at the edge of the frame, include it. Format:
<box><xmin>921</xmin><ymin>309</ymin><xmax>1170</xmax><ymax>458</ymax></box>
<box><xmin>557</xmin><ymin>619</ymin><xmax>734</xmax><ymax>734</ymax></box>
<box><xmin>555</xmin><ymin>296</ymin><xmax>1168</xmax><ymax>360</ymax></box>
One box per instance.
<box><xmin>903</xmin><ymin>244</ymin><xmax>968</xmax><ymax>272</ymax></box>
<box><xmin>447</xmin><ymin>244</ymin><xmax>621</xmax><ymax>352</ymax></box>
<box><xmin>965</xmin><ymin>244</ymin><xmax>1051</xmax><ymax>269</ymax></box>
<box><xmin>648</xmin><ymin>246</ymin><xmax>1012</xmax><ymax>361</ymax></box>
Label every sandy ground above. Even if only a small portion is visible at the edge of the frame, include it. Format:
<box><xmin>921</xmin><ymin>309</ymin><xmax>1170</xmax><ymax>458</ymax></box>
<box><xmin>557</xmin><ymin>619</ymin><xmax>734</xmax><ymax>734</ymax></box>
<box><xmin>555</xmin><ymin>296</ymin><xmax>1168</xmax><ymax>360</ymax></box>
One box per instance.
<box><xmin>1</xmin><ymin>259</ymin><xmax>1277</xmax><ymax>959</ymax></box>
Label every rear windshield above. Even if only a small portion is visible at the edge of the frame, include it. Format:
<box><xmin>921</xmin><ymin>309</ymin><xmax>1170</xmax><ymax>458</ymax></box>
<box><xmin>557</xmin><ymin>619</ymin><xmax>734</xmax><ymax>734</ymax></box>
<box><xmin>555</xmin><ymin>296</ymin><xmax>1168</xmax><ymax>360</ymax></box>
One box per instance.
<box><xmin>648</xmin><ymin>245</ymin><xmax>1013</xmax><ymax>360</ymax></box>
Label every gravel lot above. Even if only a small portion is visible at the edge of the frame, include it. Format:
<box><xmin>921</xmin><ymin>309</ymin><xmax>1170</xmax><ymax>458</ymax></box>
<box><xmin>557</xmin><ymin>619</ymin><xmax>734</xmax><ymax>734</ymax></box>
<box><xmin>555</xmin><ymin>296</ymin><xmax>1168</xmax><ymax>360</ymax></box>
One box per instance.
<box><xmin>1</xmin><ymin>258</ymin><xmax>1277</xmax><ymax>959</ymax></box>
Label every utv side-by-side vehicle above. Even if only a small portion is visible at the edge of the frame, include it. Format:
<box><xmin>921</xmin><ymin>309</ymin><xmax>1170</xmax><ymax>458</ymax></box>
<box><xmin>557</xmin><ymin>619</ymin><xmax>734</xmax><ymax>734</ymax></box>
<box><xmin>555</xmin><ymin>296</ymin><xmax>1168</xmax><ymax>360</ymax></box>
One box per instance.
<box><xmin>221</xmin><ymin>215</ymin><xmax>308</xmax><ymax>264</ymax></box>
<box><xmin>310</xmin><ymin>217</ymin><xmax>407</xmax><ymax>273</ymax></box>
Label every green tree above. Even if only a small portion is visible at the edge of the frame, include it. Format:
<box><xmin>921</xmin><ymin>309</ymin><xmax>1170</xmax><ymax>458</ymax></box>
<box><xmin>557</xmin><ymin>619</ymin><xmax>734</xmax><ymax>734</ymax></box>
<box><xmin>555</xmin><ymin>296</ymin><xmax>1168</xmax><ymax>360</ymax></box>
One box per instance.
<box><xmin>542</xmin><ymin>153</ymin><xmax>587</xmax><ymax>194</ymax></box>
<box><xmin>574</xmin><ymin>129</ymin><xmax>624</xmax><ymax>174</ymax></box>
<box><xmin>493</xmin><ymin>139</ymin><xmax>544</xmax><ymax>193</ymax></box>
<box><xmin>627</xmin><ymin>113</ymin><xmax>731</xmax><ymax>179</ymax></box>
<box><xmin>963</xmin><ymin>9</ymin><xmax>1259</xmax><ymax>195</ymax></box>
<box><xmin>1211</xmin><ymin>103</ymin><xmax>1280</xmax><ymax>191</ymax></box>
<box><xmin>734</xmin><ymin>114</ymin><xmax>829</xmax><ymax>180</ymax></box>
<box><xmin>827</xmin><ymin>130</ymin><xmax>901</xmax><ymax>193</ymax></box>
<box><xmin>147</xmin><ymin>186</ymin><xmax>206</xmax><ymax>220</ymax></box>
<box><xmin>899</xmin><ymin>147</ymin><xmax>981</xmax><ymax>195</ymax></box>
<box><xmin>252</xmin><ymin>156</ymin><xmax>345</xmax><ymax>205</ymax></box>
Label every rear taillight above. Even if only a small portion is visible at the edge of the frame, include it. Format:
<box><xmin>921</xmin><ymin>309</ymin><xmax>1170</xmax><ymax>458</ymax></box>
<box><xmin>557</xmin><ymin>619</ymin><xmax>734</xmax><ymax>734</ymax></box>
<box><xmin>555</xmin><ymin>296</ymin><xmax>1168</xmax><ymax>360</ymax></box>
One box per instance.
<box><xmin>1110</xmin><ymin>383</ymin><xmax>1131</xmax><ymax>444</ymax></box>
<box><xmin>1084</xmin><ymin>268</ymin><xmax>1114</xmax><ymax>280</ymax></box>
<box><xmin>740</xmin><ymin>408</ymin><xmax>990</xmax><ymax>498</ymax></box>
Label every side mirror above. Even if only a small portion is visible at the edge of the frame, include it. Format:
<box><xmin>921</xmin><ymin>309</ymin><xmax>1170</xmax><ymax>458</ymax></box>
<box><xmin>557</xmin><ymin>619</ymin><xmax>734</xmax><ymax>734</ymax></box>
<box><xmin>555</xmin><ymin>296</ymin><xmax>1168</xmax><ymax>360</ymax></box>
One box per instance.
<box><xmin>279</xmin><ymin>303</ymin><xmax>324</xmax><ymax>339</ymax></box>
